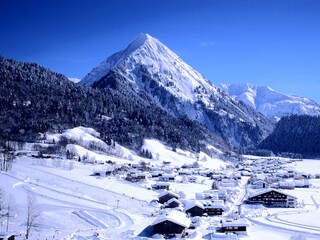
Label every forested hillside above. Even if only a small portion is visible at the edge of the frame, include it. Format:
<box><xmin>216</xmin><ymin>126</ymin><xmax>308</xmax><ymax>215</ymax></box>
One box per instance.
<box><xmin>259</xmin><ymin>115</ymin><xmax>320</xmax><ymax>157</ymax></box>
<box><xmin>0</xmin><ymin>56</ymin><xmax>227</xmax><ymax>152</ymax></box>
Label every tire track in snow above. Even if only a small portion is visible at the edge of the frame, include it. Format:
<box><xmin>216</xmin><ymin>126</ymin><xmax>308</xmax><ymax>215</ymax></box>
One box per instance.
<box><xmin>266</xmin><ymin>194</ymin><xmax>320</xmax><ymax>231</ymax></box>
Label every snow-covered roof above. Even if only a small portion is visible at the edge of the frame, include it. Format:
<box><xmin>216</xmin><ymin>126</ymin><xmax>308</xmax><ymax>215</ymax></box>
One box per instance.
<box><xmin>184</xmin><ymin>200</ymin><xmax>204</xmax><ymax>211</ymax></box>
<box><xmin>201</xmin><ymin>200</ymin><xmax>225</xmax><ymax>209</ymax></box>
<box><xmin>248</xmin><ymin>188</ymin><xmax>297</xmax><ymax>199</ymax></box>
<box><xmin>0</xmin><ymin>232</ymin><xmax>15</xmax><ymax>237</ymax></box>
<box><xmin>222</xmin><ymin>219</ymin><xmax>248</xmax><ymax>227</ymax></box>
<box><xmin>152</xmin><ymin>210</ymin><xmax>191</xmax><ymax>228</ymax></box>
<box><xmin>158</xmin><ymin>190</ymin><xmax>180</xmax><ymax>199</ymax></box>
<box><xmin>252</xmin><ymin>179</ymin><xmax>267</xmax><ymax>184</ymax></box>
<box><xmin>164</xmin><ymin>198</ymin><xmax>182</xmax><ymax>206</ymax></box>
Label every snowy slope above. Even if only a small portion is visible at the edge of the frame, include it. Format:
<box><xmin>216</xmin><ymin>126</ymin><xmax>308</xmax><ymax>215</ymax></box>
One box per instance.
<box><xmin>82</xmin><ymin>33</ymin><xmax>217</xmax><ymax>103</ymax></box>
<box><xmin>141</xmin><ymin>139</ymin><xmax>226</xmax><ymax>169</ymax></box>
<box><xmin>219</xmin><ymin>83</ymin><xmax>320</xmax><ymax>118</ymax></box>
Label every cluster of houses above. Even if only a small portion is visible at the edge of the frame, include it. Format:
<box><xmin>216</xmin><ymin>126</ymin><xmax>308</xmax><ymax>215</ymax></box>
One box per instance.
<box><xmin>91</xmin><ymin>156</ymin><xmax>312</xmax><ymax>238</ymax></box>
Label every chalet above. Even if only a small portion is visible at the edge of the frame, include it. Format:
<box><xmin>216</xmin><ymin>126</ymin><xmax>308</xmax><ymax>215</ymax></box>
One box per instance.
<box><xmin>0</xmin><ymin>233</ymin><xmax>15</xmax><ymax>240</ymax></box>
<box><xmin>152</xmin><ymin>182</ymin><xmax>170</xmax><ymax>191</ymax></box>
<box><xmin>221</xmin><ymin>219</ymin><xmax>248</xmax><ymax>234</ymax></box>
<box><xmin>164</xmin><ymin>198</ymin><xmax>182</xmax><ymax>209</ymax></box>
<box><xmin>151</xmin><ymin>171</ymin><xmax>163</xmax><ymax>178</ymax></box>
<box><xmin>178</xmin><ymin>169</ymin><xmax>192</xmax><ymax>175</ymax></box>
<box><xmin>278</xmin><ymin>181</ymin><xmax>295</xmax><ymax>190</ymax></box>
<box><xmin>219</xmin><ymin>178</ymin><xmax>238</xmax><ymax>188</ymax></box>
<box><xmin>246</xmin><ymin>189</ymin><xmax>297</xmax><ymax>208</ymax></box>
<box><xmin>128</xmin><ymin>172</ymin><xmax>148</xmax><ymax>182</ymax></box>
<box><xmin>241</xmin><ymin>170</ymin><xmax>252</xmax><ymax>176</ymax></box>
<box><xmin>202</xmin><ymin>201</ymin><xmax>225</xmax><ymax>216</ymax></box>
<box><xmin>158</xmin><ymin>174</ymin><xmax>175</xmax><ymax>182</ymax></box>
<box><xmin>184</xmin><ymin>201</ymin><xmax>204</xmax><ymax>217</ymax></box>
<box><xmin>196</xmin><ymin>190</ymin><xmax>219</xmax><ymax>201</ymax></box>
<box><xmin>294</xmin><ymin>179</ymin><xmax>310</xmax><ymax>188</ymax></box>
<box><xmin>158</xmin><ymin>191</ymin><xmax>180</xmax><ymax>204</ymax></box>
<box><xmin>151</xmin><ymin>210</ymin><xmax>191</xmax><ymax>235</ymax></box>
<box><xmin>251</xmin><ymin>180</ymin><xmax>268</xmax><ymax>189</ymax></box>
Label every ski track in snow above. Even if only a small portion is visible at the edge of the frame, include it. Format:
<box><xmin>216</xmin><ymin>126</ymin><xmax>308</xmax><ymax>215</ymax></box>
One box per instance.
<box><xmin>247</xmin><ymin>194</ymin><xmax>320</xmax><ymax>237</ymax></box>
<box><xmin>0</xmin><ymin>165</ymin><xmax>138</xmax><ymax>234</ymax></box>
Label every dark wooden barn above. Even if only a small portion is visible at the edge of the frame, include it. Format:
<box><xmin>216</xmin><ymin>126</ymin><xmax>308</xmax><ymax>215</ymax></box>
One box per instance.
<box><xmin>164</xmin><ymin>198</ymin><xmax>182</xmax><ymax>208</ymax></box>
<box><xmin>151</xmin><ymin>210</ymin><xmax>191</xmax><ymax>235</ymax></box>
<box><xmin>185</xmin><ymin>201</ymin><xmax>204</xmax><ymax>217</ymax></box>
<box><xmin>158</xmin><ymin>191</ymin><xmax>180</xmax><ymax>204</ymax></box>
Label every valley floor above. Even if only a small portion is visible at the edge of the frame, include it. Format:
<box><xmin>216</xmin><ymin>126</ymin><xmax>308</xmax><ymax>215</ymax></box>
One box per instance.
<box><xmin>1</xmin><ymin>157</ymin><xmax>320</xmax><ymax>239</ymax></box>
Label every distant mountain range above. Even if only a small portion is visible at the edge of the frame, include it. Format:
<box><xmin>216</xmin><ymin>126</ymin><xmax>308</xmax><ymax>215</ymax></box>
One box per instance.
<box><xmin>81</xmin><ymin>33</ymin><xmax>273</xmax><ymax>148</ymax></box>
<box><xmin>219</xmin><ymin>83</ymin><xmax>320</xmax><ymax>119</ymax></box>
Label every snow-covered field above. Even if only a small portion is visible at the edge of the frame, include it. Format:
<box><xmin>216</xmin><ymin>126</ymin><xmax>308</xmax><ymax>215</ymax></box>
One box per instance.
<box><xmin>2</xmin><ymin>128</ymin><xmax>320</xmax><ymax>239</ymax></box>
<box><xmin>0</xmin><ymin>158</ymin><xmax>154</xmax><ymax>239</ymax></box>
<box><xmin>2</xmin><ymin>157</ymin><xmax>320</xmax><ymax>239</ymax></box>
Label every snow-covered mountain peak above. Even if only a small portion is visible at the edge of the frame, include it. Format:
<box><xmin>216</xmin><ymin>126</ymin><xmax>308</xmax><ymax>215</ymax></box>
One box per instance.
<box><xmin>220</xmin><ymin>83</ymin><xmax>320</xmax><ymax>118</ymax></box>
<box><xmin>81</xmin><ymin>33</ymin><xmax>217</xmax><ymax>102</ymax></box>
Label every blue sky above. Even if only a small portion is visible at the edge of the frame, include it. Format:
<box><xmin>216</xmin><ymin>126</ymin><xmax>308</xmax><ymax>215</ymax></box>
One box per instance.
<box><xmin>1</xmin><ymin>0</ymin><xmax>320</xmax><ymax>102</ymax></box>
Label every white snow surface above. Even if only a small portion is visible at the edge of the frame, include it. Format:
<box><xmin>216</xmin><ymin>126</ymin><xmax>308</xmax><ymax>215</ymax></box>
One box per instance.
<box><xmin>219</xmin><ymin>83</ymin><xmax>320</xmax><ymax>118</ymax></box>
<box><xmin>141</xmin><ymin>139</ymin><xmax>226</xmax><ymax>169</ymax></box>
<box><xmin>81</xmin><ymin>33</ymin><xmax>218</xmax><ymax>103</ymax></box>
<box><xmin>68</xmin><ymin>78</ymin><xmax>81</xmax><ymax>83</ymax></box>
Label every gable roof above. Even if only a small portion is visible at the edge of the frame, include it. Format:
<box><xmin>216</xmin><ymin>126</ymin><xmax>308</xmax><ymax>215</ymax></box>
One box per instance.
<box><xmin>184</xmin><ymin>200</ymin><xmax>204</xmax><ymax>211</ymax></box>
<box><xmin>248</xmin><ymin>188</ymin><xmax>297</xmax><ymax>199</ymax></box>
<box><xmin>158</xmin><ymin>190</ymin><xmax>180</xmax><ymax>199</ymax></box>
<box><xmin>164</xmin><ymin>198</ymin><xmax>182</xmax><ymax>206</ymax></box>
<box><xmin>152</xmin><ymin>210</ymin><xmax>191</xmax><ymax>228</ymax></box>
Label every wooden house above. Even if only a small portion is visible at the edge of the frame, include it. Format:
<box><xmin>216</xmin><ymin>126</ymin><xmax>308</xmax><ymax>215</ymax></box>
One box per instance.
<box><xmin>0</xmin><ymin>233</ymin><xmax>15</xmax><ymax>240</ymax></box>
<box><xmin>159</xmin><ymin>174</ymin><xmax>175</xmax><ymax>182</ymax></box>
<box><xmin>164</xmin><ymin>198</ymin><xmax>182</xmax><ymax>209</ymax></box>
<box><xmin>151</xmin><ymin>210</ymin><xmax>191</xmax><ymax>235</ymax></box>
<box><xmin>246</xmin><ymin>189</ymin><xmax>297</xmax><ymax>208</ymax></box>
<box><xmin>158</xmin><ymin>191</ymin><xmax>180</xmax><ymax>204</ymax></box>
<box><xmin>196</xmin><ymin>190</ymin><xmax>219</xmax><ymax>201</ymax></box>
<box><xmin>202</xmin><ymin>201</ymin><xmax>225</xmax><ymax>216</ymax></box>
<box><xmin>221</xmin><ymin>219</ymin><xmax>248</xmax><ymax>234</ymax></box>
<box><xmin>278</xmin><ymin>181</ymin><xmax>295</xmax><ymax>190</ymax></box>
<box><xmin>152</xmin><ymin>182</ymin><xmax>170</xmax><ymax>191</ymax></box>
<box><xmin>185</xmin><ymin>201</ymin><xmax>204</xmax><ymax>217</ymax></box>
<box><xmin>251</xmin><ymin>179</ymin><xmax>268</xmax><ymax>189</ymax></box>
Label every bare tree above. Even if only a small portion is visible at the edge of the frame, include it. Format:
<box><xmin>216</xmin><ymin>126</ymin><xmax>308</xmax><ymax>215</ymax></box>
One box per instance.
<box><xmin>0</xmin><ymin>188</ymin><xmax>6</xmax><ymax>230</ymax></box>
<box><xmin>26</xmin><ymin>195</ymin><xmax>40</xmax><ymax>239</ymax></box>
<box><xmin>5</xmin><ymin>195</ymin><xmax>14</xmax><ymax>232</ymax></box>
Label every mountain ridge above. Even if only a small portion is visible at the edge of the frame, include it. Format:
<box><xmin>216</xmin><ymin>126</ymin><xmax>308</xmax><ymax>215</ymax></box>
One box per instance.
<box><xmin>219</xmin><ymin>83</ymin><xmax>320</xmax><ymax>118</ymax></box>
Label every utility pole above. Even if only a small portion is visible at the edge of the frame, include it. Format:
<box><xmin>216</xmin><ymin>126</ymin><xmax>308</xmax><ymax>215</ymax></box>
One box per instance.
<box><xmin>116</xmin><ymin>199</ymin><xmax>120</xmax><ymax>209</ymax></box>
